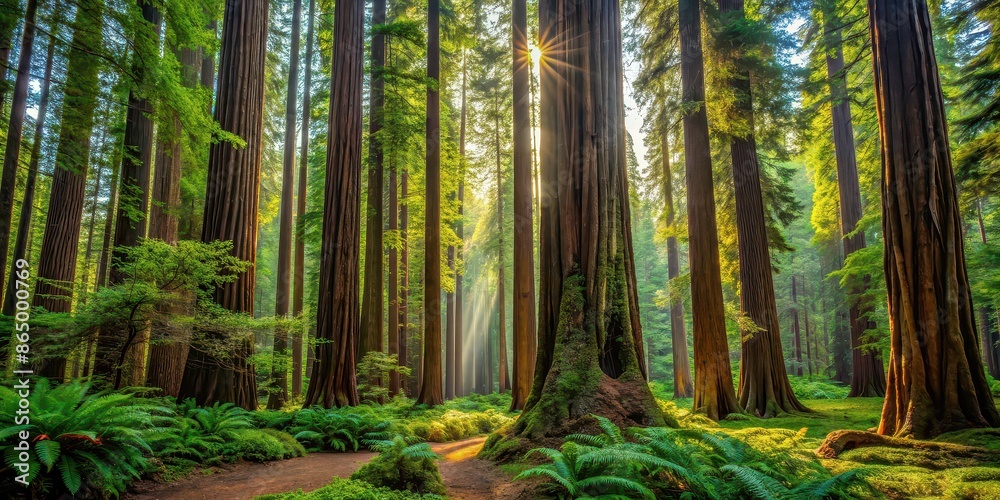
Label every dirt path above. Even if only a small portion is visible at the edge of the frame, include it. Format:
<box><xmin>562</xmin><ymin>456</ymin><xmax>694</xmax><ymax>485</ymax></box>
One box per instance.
<box><xmin>128</xmin><ymin>437</ymin><xmax>526</xmax><ymax>500</ymax></box>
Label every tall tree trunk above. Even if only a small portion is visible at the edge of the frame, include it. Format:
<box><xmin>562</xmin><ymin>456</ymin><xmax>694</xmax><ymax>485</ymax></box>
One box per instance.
<box><xmin>679</xmin><ymin>0</ymin><xmax>738</xmax><ymax>420</ymax></box>
<box><xmin>870</xmin><ymin>0</ymin><xmax>999</xmax><ymax>438</ymax></box>
<box><xmin>1</xmin><ymin>16</ymin><xmax>53</xmax><ymax>324</ymax></box>
<box><xmin>661</xmin><ymin>131</ymin><xmax>693</xmax><ymax>399</ymax></box>
<box><xmin>0</xmin><ymin>0</ymin><xmax>38</xmax><ymax>307</ymax></box>
<box><xmin>509</xmin><ymin>0</ymin><xmax>662</xmax><ymax>442</ymax></box>
<box><xmin>511</xmin><ymin>0</ymin><xmax>536</xmax><ymax>411</ymax></box>
<box><xmin>718</xmin><ymin>0</ymin><xmax>805</xmax><ymax>417</ymax></box>
<box><xmin>446</xmin><ymin>243</ymin><xmax>455</xmax><ymax>399</ymax></box>
<box><xmin>495</xmin><ymin>105</ymin><xmax>510</xmax><ymax>395</ymax></box>
<box><xmin>455</xmin><ymin>52</ymin><xmax>466</xmax><ymax>397</ymax></box>
<box><xmin>389</xmin><ymin>161</ymin><xmax>400</xmax><ymax>396</ymax></box>
<box><xmin>791</xmin><ymin>275</ymin><xmax>802</xmax><ymax>375</ymax></box>
<box><xmin>304</xmin><ymin>0</ymin><xmax>363</xmax><ymax>408</ymax></box>
<box><xmin>402</xmin><ymin>170</ymin><xmax>413</xmax><ymax>396</ymax></box>
<box><xmin>34</xmin><ymin>0</ymin><xmax>105</xmax><ymax>380</ymax></box>
<box><xmin>0</xmin><ymin>0</ymin><xmax>19</xmax><ymax>117</ymax></box>
<box><xmin>359</xmin><ymin>0</ymin><xmax>386</xmax><ymax>395</ymax></box>
<box><xmin>178</xmin><ymin>0</ymin><xmax>269</xmax><ymax>410</ymax></box>
<box><xmin>97</xmin><ymin>0</ymin><xmax>162</xmax><ymax>388</ymax></box>
<box><xmin>417</xmin><ymin>0</ymin><xmax>443</xmax><ymax>406</ymax></box>
<box><xmin>292</xmin><ymin>0</ymin><xmax>315</xmax><ymax>400</ymax></box>
<box><xmin>267</xmin><ymin>0</ymin><xmax>302</xmax><ymax>410</ymax></box>
<box><xmin>802</xmin><ymin>276</ymin><xmax>813</xmax><ymax>377</ymax></box>
<box><xmin>824</xmin><ymin>13</ymin><xmax>886</xmax><ymax>398</ymax></box>
<box><xmin>97</xmin><ymin>162</ymin><xmax>120</xmax><ymax>292</ymax></box>
<box><xmin>145</xmin><ymin>43</ymin><xmax>200</xmax><ymax>397</ymax></box>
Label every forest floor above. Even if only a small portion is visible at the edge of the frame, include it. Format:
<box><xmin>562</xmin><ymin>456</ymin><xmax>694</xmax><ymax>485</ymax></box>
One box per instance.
<box><xmin>127</xmin><ymin>437</ymin><xmax>529</xmax><ymax>500</ymax></box>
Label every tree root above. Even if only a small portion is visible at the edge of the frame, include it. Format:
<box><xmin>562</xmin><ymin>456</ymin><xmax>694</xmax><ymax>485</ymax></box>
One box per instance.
<box><xmin>817</xmin><ymin>429</ymin><xmax>999</xmax><ymax>465</ymax></box>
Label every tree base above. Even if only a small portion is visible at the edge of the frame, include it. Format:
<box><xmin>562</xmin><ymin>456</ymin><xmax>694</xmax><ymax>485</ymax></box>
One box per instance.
<box><xmin>816</xmin><ymin>430</ymin><xmax>999</xmax><ymax>468</ymax></box>
<box><xmin>480</xmin><ymin>375</ymin><xmax>667</xmax><ymax>463</ymax></box>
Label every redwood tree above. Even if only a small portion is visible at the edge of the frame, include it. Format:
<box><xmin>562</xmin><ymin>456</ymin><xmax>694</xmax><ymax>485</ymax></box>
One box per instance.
<box><xmin>824</xmin><ymin>6</ymin><xmax>886</xmax><ymax>398</ymax></box>
<box><xmin>177</xmin><ymin>0</ymin><xmax>269</xmax><ymax>410</ymax></box>
<box><xmin>511</xmin><ymin>0</ymin><xmax>536</xmax><ymax>411</ymax></box>
<box><xmin>0</xmin><ymin>0</ymin><xmax>38</xmax><ymax>306</ymax></box>
<box><xmin>870</xmin><ymin>0</ymin><xmax>1000</xmax><ymax>438</ymax></box>
<box><xmin>304</xmin><ymin>0</ymin><xmax>363</xmax><ymax>408</ymax></box>
<box><xmin>292</xmin><ymin>0</ymin><xmax>316</xmax><ymax>399</ymax></box>
<box><xmin>267</xmin><ymin>0</ymin><xmax>302</xmax><ymax>410</ymax></box>
<box><xmin>359</xmin><ymin>0</ymin><xmax>386</xmax><ymax>388</ymax></box>
<box><xmin>660</xmin><ymin>131</ymin><xmax>693</xmax><ymax>399</ymax></box>
<box><xmin>34</xmin><ymin>0</ymin><xmax>104</xmax><ymax>379</ymax></box>
<box><xmin>417</xmin><ymin>0</ymin><xmax>443</xmax><ymax>406</ymax></box>
<box><xmin>510</xmin><ymin>0</ymin><xmax>662</xmax><ymax>441</ymax></box>
<box><xmin>455</xmin><ymin>51</ymin><xmax>467</xmax><ymax>398</ymax></box>
<box><xmin>680</xmin><ymin>0</ymin><xmax>738</xmax><ymax>420</ymax></box>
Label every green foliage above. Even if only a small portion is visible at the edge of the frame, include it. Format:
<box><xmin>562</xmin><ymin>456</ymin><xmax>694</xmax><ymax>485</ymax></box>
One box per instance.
<box><xmin>357</xmin><ymin>351</ymin><xmax>411</xmax><ymax>404</ymax></box>
<box><xmin>287</xmin><ymin>406</ymin><xmax>389</xmax><ymax>452</ymax></box>
<box><xmin>256</xmin><ymin>477</ymin><xmax>442</xmax><ymax>500</ymax></box>
<box><xmin>221</xmin><ymin>428</ymin><xmax>306</xmax><ymax>462</ymax></box>
<box><xmin>351</xmin><ymin>434</ymin><xmax>447</xmax><ymax>496</ymax></box>
<box><xmin>517</xmin><ymin>414</ymin><xmax>873</xmax><ymax>499</ymax></box>
<box><xmin>0</xmin><ymin>379</ymin><xmax>168</xmax><ymax>497</ymax></box>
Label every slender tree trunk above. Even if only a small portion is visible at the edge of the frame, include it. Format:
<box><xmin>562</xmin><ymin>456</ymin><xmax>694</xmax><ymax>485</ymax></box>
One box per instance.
<box><xmin>718</xmin><ymin>0</ymin><xmax>805</xmax><ymax>417</ymax></box>
<box><xmin>145</xmin><ymin>43</ymin><xmax>199</xmax><ymax>397</ymax></box>
<box><xmin>824</xmin><ymin>14</ymin><xmax>886</xmax><ymax>398</ymax></box>
<box><xmin>292</xmin><ymin>0</ymin><xmax>315</xmax><ymax>400</ymax></box>
<box><xmin>495</xmin><ymin>105</ymin><xmax>510</xmax><ymax>395</ymax></box>
<box><xmin>304</xmin><ymin>0</ymin><xmax>363</xmax><ymax>408</ymax></box>
<box><xmin>661</xmin><ymin>131</ymin><xmax>693</xmax><ymax>399</ymax></box>
<box><xmin>267</xmin><ymin>0</ymin><xmax>302</xmax><ymax>410</ymax></box>
<box><xmin>802</xmin><ymin>276</ymin><xmax>813</xmax><ymax>378</ymax></box>
<box><xmin>511</xmin><ymin>0</ymin><xmax>536</xmax><ymax>410</ymax></box>
<box><xmin>417</xmin><ymin>0</ymin><xmax>443</xmax><ymax>406</ymax></box>
<box><xmin>359</xmin><ymin>0</ymin><xmax>386</xmax><ymax>395</ymax></box>
<box><xmin>34</xmin><ymin>0</ymin><xmax>105</xmax><ymax>380</ymax></box>
<box><xmin>0</xmin><ymin>0</ymin><xmax>19</xmax><ymax>118</ymax></box>
<box><xmin>509</xmin><ymin>0</ymin><xmax>662</xmax><ymax>442</ymax></box>
<box><xmin>679</xmin><ymin>0</ymin><xmax>738</xmax><ymax>420</ymax></box>
<box><xmin>871</xmin><ymin>0</ymin><xmax>999</xmax><ymax>438</ymax></box>
<box><xmin>402</xmin><ymin>170</ymin><xmax>413</xmax><ymax>396</ymax></box>
<box><xmin>791</xmin><ymin>275</ymin><xmax>802</xmax><ymax>375</ymax></box>
<box><xmin>178</xmin><ymin>0</ymin><xmax>269</xmax><ymax>410</ymax></box>
<box><xmin>389</xmin><ymin>162</ymin><xmax>400</xmax><ymax>396</ymax></box>
<box><xmin>0</xmin><ymin>0</ymin><xmax>38</xmax><ymax>307</ymax></box>
<box><xmin>446</xmin><ymin>244</ymin><xmax>455</xmax><ymax>399</ymax></box>
<box><xmin>97</xmin><ymin>0</ymin><xmax>162</xmax><ymax>387</ymax></box>
<box><xmin>97</xmin><ymin>162</ymin><xmax>120</xmax><ymax>292</ymax></box>
<box><xmin>455</xmin><ymin>52</ymin><xmax>466</xmax><ymax>397</ymax></box>
<box><xmin>1</xmin><ymin>17</ymin><xmax>54</xmax><ymax>324</ymax></box>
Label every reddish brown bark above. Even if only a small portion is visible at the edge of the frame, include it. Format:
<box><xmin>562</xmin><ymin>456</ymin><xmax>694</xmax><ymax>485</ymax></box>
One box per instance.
<box><xmin>417</xmin><ymin>0</ymin><xmax>443</xmax><ymax>406</ymax></box>
<box><xmin>292</xmin><ymin>0</ymin><xmax>315</xmax><ymax>400</ymax></box>
<box><xmin>401</xmin><ymin>170</ymin><xmax>413</xmax><ymax>396</ymax></box>
<box><xmin>389</xmin><ymin>161</ymin><xmax>400</xmax><ymax>396</ymax></box>
<box><xmin>455</xmin><ymin>53</ymin><xmax>466</xmax><ymax>397</ymax></box>
<box><xmin>178</xmin><ymin>0</ymin><xmax>269</xmax><ymax>410</ymax></box>
<box><xmin>0</xmin><ymin>0</ymin><xmax>38</xmax><ymax>307</ymax></box>
<box><xmin>359</xmin><ymin>0</ymin><xmax>386</xmax><ymax>390</ymax></box>
<box><xmin>495</xmin><ymin>107</ymin><xmax>510</xmax><ymax>395</ymax></box>
<box><xmin>791</xmin><ymin>275</ymin><xmax>802</xmax><ymax>376</ymax></box>
<box><xmin>2</xmin><ymin>17</ymin><xmax>53</xmax><ymax>319</ymax></box>
<box><xmin>267</xmin><ymin>0</ymin><xmax>302</xmax><ymax>410</ymax></box>
<box><xmin>511</xmin><ymin>0</ymin><xmax>536</xmax><ymax>411</ymax></box>
<box><xmin>870</xmin><ymin>0</ymin><xmax>999</xmax><ymax>438</ymax></box>
<box><xmin>304</xmin><ymin>0</ymin><xmax>363</xmax><ymax>408</ymax></box>
<box><xmin>661</xmin><ymin>131</ymin><xmax>692</xmax><ymax>399</ymax></box>
<box><xmin>513</xmin><ymin>0</ymin><xmax>662</xmax><ymax>440</ymax></box>
<box><xmin>680</xmin><ymin>0</ymin><xmax>738</xmax><ymax>421</ymax></box>
<box><xmin>823</xmin><ymin>13</ymin><xmax>886</xmax><ymax>398</ymax></box>
<box><xmin>34</xmin><ymin>0</ymin><xmax>104</xmax><ymax>380</ymax></box>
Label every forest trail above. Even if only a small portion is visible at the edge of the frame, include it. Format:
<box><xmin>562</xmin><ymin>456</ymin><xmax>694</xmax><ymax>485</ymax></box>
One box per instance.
<box><xmin>128</xmin><ymin>436</ymin><xmax>523</xmax><ymax>500</ymax></box>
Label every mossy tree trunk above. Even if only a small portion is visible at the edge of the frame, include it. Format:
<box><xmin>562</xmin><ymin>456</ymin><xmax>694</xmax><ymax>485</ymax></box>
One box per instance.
<box><xmin>178</xmin><ymin>0</ymin><xmax>268</xmax><ymax>410</ymax></box>
<box><xmin>514</xmin><ymin>0</ymin><xmax>662</xmax><ymax>441</ymax></box>
<box><xmin>679</xmin><ymin>0</ymin><xmax>739</xmax><ymax>420</ymax></box>
<box><xmin>870</xmin><ymin>0</ymin><xmax>1000</xmax><ymax>438</ymax></box>
<box><xmin>304</xmin><ymin>0</ymin><xmax>363</xmax><ymax>408</ymax></box>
